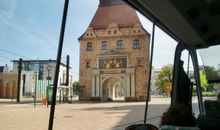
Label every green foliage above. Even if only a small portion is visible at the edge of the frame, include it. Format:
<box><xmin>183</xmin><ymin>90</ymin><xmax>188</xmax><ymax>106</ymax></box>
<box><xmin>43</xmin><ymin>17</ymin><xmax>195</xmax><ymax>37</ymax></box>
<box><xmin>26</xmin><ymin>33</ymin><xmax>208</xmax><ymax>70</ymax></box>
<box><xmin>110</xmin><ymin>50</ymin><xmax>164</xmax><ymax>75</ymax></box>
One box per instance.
<box><xmin>204</xmin><ymin>66</ymin><xmax>219</xmax><ymax>80</ymax></box>
<box><xmin>72</xmin><ymin>81</ymin><xmax>80</xmax><ymax>94</ymax></box>
<box><xmin>200</xmin><ymin>70</ymin><xmax>208</xmax><ymax>91</ymax></box>
<box><xmin>192</xmin><ymin>92</ymin><xmax>217</xmax><ymax>97</ymax></box>
<box><xmin>155</xmin><ymin>64</ymin><xmax>173</xmax><ymax>93</ymax></box>
<box><xmin>203</xmin><ymin>66</ymin><xmax>220</xmax><ymax>92</ymax></box>
<box><xmin>72</xmin><ymin>81</ymin><xmax>80</xmax><ymax>88</ymax></box>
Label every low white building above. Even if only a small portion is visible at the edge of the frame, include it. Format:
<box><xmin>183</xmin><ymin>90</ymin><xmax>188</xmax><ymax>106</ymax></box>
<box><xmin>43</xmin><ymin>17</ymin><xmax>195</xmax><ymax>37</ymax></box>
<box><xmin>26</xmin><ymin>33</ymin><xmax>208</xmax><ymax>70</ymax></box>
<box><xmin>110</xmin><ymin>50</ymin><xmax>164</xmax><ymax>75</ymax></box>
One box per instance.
<box><xmin>12</xmin><ymin>59</ymin><xmax>73</xmax><ymax>97</ymax></box>
<box><xmin>0</xmin><ymin>65</ymin><xmax>13</xmax><ymax>73</ymax></box>
<box><xmin>151</xmin><ymin>67</ymin><xmax>161</xmax><ymax>95</ymax></box>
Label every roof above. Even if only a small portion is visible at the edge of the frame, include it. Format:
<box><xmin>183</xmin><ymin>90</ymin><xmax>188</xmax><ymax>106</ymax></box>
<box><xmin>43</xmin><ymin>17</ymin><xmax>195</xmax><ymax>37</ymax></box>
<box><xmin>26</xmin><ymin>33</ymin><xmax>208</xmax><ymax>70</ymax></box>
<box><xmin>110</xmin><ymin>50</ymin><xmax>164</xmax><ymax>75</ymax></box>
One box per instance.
<box><xmin>89</xmin><ymin>2</ymin><xmax>141</xmax><ymax>29</ymax></box>
<box><xmin>11</xmin><ymin>59</ymin><xmax>57</xmax><ymax>63</ymax></box>
<box><xmin>11</xmin><ymin>59</ymin><xmax>68</xmax><ymax>67</ymax></box>
<box><xmin>125</xmin><ymin>0</ymin><xmax>220</xmax><ymax>49</ymax></box>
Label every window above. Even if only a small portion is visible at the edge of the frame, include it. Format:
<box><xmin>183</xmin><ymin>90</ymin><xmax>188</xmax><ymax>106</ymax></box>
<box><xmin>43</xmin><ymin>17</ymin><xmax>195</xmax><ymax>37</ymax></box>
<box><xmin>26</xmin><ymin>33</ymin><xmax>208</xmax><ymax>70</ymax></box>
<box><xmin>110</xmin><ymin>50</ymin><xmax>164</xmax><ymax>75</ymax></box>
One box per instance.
<box><xmin>117</xmin><ymin>40</ymin><xmax>123</xmax><ymax>49</ymax></box>
<box><xmin>24</xmin><ymin>63</ymin><xmax>29</xmax><ymax>70</ymax></box>
<box><xmin>108</xmin><ymin>30</ymin><xmax>111</xmax><ymax>35</ymax></box>
<box><xmin>101</xmin><ymin>41</ymin><xmax>107</xmax><ymax>50</ymax></box>
<box><xmin>87</xmin><ymin>42</ymin><xmax>92</xmax><ymax>51</ymax></box>
<box><xmin>133</xmin><ymin>39</ymin><xmax>140</xmax><ymax>49</ymax></box>
<box><xmin>114</xmin><ymin>30</ymin><xmax>117</xmax><ymax>34</ymax></box>
<box><xmin>86</xmin><ymin>60</ymin><xmax>91</xmax><ymax>68</ymax></box>
<box><xmin>39</xmin><ymin>64</ymin><xmax>44</xmax><ymax>80</ymax></box>
<box><xmin>136</xmin><ymin>58</ymin><xmax>143</xmax><ymax>66</ymax></box>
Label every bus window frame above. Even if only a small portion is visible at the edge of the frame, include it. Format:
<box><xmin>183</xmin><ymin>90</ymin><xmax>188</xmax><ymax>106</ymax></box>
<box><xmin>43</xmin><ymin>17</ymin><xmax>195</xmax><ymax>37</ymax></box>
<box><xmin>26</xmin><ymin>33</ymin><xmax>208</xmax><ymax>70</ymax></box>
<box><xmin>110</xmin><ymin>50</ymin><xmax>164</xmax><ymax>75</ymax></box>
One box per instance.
<box><xmin>172</xmin><ymin>43</ymin><xmax>205</xmax><ymax>116</ymax></box>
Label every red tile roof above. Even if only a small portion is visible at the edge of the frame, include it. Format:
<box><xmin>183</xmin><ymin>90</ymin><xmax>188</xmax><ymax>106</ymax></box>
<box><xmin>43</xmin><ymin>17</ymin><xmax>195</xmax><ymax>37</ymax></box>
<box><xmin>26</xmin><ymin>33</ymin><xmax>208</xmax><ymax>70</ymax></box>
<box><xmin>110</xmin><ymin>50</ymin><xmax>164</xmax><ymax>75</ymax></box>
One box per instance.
<box><xmin>89</xmin><ymin>3</ymin><xmax>141</xmax><ymax>29</ymax></box>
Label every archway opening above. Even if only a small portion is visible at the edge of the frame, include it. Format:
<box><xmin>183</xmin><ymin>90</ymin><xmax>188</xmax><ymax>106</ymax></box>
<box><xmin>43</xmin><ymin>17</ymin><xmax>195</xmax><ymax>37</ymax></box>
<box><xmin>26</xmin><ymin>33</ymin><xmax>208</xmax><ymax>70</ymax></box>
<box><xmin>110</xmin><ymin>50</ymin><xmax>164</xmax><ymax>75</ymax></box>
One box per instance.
<box><xmin>102</xmin><ymin>77</ymin><xmax>124</xmax><ymax>101</ymax></box>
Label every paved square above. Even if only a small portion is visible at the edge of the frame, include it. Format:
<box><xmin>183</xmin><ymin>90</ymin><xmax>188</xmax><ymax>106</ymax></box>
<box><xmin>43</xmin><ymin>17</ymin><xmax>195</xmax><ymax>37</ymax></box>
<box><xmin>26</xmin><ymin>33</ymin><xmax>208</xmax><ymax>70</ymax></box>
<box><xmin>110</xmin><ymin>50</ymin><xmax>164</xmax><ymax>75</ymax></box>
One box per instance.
<box><xmin>0</xmin><ymin>97</ymin><xmax>170</xmax><ymax>130</ymax></box>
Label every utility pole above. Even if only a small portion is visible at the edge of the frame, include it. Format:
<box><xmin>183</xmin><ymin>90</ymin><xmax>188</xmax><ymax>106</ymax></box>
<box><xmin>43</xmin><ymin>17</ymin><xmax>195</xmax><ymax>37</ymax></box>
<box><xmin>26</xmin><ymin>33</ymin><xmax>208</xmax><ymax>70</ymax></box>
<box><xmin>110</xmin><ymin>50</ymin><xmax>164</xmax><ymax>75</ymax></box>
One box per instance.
<box><xmin>17</xmin><ymin>58</ymin><xmax>23</xmax><ymax>102</ymax></box>
<box><xmin>34</xmin><ymin>71</ymin><xmax>38</xmax><ymax>107</ymax></box>
<box><xmin>66</xmin><ymin>55</ymin><xmax>69</xmax><ymax>86</ymax></box>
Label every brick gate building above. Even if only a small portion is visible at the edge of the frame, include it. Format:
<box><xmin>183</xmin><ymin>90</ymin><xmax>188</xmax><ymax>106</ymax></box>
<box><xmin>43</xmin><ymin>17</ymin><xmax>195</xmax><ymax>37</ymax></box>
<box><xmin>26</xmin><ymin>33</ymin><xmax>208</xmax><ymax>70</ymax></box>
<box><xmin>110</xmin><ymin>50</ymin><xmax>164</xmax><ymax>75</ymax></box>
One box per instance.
<box><xmin>78</xmin><ymin>0</ymin><xmax>150</xmax><ymax>101</ymax></box>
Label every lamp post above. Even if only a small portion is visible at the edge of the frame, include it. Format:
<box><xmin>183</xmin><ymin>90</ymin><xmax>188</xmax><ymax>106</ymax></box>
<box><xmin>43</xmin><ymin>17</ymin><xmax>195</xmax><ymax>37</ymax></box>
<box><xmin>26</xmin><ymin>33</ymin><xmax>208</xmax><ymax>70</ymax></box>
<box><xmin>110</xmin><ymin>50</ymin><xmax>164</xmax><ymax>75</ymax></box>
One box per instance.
<box><xmin>47</xmin><ymin>64</ymin><xmax>52</xmax><ymax>85</ymax></box>
<box><xmin>34</xmin><ymin>71</ymin><xmax>38</xmax><ymax>107</ymax></box>
<box><xmin>17</xmin><ymin>58</ymin><xmax>23</xmax><ymax>102</ymax></box>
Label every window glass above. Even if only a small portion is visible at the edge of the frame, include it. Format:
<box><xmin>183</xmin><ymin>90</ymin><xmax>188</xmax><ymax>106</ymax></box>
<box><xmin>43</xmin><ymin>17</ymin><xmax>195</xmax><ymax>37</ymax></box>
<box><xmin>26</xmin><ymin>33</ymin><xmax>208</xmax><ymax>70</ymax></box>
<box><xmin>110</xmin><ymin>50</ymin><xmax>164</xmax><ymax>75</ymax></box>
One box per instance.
<box><xmin>117</xmin><ymin>40</ymin><xmax>123</xmax><ymax>49</ymax></box>
<box><xmin>133</xmin><ymin>39</ymin><xmax>140</xmax><ymax>49</ymax></box>
<box><xmin>198</xmin><ymin>45</ymin><xmax>220</xmax><ymax>105</ymax></box>
<box><xmin>136</xmin><ymin>58</ymin><xmax>143</xmax><ymax>65</ymax></box>
<box><xmin>87</xmin><ymin>42</ymin><xmax>93</xmax><ymax>51</ymax></box>
<box><xmin>0</xmin><ymin>0</ymin><xmax>184</xmax><ymax>129</ymax></box>
<box><xmin>101</xmin><ymin>41</ymin><xmax>107</xmax><ymax>50</ymax></box>
<box><xmin>180</xmin><ymin>50</ymin><xmax>200</xmax><ymax>117</ymax></box>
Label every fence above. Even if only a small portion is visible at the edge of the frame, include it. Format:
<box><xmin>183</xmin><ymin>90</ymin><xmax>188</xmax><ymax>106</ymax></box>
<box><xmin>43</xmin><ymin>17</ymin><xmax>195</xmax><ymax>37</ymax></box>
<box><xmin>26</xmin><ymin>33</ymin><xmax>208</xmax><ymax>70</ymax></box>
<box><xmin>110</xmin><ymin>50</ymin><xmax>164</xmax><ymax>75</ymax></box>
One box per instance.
<box><xmin>36</xmin><ymin>80</ymin><xmax>52</xmax><ymax>101</ymax></box>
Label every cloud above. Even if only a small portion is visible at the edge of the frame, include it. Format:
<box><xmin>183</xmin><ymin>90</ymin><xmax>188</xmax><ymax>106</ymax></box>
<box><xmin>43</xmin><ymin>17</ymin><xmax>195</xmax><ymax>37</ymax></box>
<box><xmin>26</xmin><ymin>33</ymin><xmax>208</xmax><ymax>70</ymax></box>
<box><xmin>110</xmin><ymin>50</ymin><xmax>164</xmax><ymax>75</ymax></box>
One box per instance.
<box><xmin>0</xmin><ymin>0</ymin><xmax>17</xmax><ymax>21</ymax></box>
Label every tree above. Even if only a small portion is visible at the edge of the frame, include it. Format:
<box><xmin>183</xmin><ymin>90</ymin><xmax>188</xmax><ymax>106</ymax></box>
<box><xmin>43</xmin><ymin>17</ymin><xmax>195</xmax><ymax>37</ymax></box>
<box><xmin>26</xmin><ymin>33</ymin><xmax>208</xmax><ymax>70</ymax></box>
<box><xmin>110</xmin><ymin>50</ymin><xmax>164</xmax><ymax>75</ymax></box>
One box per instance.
<box><xmin>204</xmin><ymin>66</ymin><xmax>219</xmax><ymax>80</ymax></box>
<box><xmin>72</xmin><ymin>81</ymin><xmax>80</xmax><ymax>94</ymax></box>
<box><xmin>204</xmin><ymin>66</ymin><xmax>220</xmax><ymax>91</ymax></box>
<box><xmin>155</xmin><ymin>64</ymin><xmax>173</xmax><ymax>93</ymax></box>
<box><xmin>199</xmin><ymin>70</ymin><xmax>208</xmax><ymax>91</ymax></box>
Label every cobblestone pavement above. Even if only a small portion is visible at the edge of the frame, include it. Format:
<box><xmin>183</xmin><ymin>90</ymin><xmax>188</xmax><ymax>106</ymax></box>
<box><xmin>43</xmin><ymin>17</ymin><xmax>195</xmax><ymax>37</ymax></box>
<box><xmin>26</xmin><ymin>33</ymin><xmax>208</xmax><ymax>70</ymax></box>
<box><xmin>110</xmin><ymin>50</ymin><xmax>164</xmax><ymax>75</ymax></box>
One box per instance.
<box><xmin>0</xmin><ymin>97</ymin><xmax>170</xmax><ymax>130</ymax></box>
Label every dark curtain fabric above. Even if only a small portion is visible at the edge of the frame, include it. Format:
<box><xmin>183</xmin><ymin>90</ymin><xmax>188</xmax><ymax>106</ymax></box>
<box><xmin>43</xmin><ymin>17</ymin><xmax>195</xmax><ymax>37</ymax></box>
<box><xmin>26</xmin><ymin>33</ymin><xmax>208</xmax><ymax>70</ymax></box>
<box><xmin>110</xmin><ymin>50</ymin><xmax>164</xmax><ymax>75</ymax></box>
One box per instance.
<box><xmin>176</xmin><ymin>60</ymin><xmax>191</xmax><ymax>108</ymax></box>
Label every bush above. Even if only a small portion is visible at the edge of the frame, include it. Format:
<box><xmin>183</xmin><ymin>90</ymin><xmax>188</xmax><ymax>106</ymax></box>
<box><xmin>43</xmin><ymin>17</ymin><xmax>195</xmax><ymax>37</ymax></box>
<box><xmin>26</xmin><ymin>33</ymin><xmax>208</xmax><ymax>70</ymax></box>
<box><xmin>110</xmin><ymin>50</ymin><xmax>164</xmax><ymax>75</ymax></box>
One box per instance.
<box><xmin>125</xmin><ymin>97</ymin><xmax>137</xmax><ymax>102</ymax></box>
<box><xmin>192</xmin><ymin>92</ymin><xmax>217</xmax><ymax>97</ymax></box>
<box><xmin>202</xmin><ymin>92</ymin><xmax>217</xmax><ymax>97</ymax></box>
<box><xmin>90</xmin><ymin>97</ymin><xmax>101</xmax><ymax>101</ymax></box>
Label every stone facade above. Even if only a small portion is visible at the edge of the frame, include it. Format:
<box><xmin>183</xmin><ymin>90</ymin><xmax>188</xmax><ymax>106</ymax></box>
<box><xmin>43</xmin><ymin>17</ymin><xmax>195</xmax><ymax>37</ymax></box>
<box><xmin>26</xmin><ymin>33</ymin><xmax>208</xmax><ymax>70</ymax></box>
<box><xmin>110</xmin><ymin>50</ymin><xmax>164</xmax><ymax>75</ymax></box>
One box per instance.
<box><xmin>0</xmin><ymin>74</ymin><xmax>18</xmax><ymax>99</ymax></box>
<box><xmin>78</xmin><ymin>1</ymin><xmax>150</xmax><ymax>101</ymax></box>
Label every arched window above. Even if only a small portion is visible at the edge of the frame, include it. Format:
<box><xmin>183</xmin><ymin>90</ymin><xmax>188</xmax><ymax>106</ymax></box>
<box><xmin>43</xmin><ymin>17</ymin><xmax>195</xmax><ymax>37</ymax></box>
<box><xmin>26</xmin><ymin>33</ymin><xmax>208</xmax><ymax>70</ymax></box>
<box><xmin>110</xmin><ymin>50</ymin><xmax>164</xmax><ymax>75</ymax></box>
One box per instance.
<box><xmin>86</xmin><ymin>60</ymin><xmax>91</xmax><ymax>68</ymax></box>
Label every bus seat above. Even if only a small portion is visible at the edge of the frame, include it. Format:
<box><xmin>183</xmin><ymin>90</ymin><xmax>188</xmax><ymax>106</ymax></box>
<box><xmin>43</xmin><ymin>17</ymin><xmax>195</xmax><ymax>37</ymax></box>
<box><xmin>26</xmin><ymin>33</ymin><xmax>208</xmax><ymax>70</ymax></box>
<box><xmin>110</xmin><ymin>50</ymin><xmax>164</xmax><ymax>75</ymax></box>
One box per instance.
<box><xmin>159</xmin><ymin>125</ymin><xmax>199</xmax><ymax>130</ymax></box>
<box><xmin>197</xmin><ymin>100</ymin><xmax>220</xmax><ymax>130</ymax></box>
<box><xmin>204</xmin><ymin>100</ymin><xmax>220</xmax><ymax>118</ymax></box>
<box><xmin>125</xmin><ymin>124</ymin><xmax>158</xmax><ymax>130</ymax></box>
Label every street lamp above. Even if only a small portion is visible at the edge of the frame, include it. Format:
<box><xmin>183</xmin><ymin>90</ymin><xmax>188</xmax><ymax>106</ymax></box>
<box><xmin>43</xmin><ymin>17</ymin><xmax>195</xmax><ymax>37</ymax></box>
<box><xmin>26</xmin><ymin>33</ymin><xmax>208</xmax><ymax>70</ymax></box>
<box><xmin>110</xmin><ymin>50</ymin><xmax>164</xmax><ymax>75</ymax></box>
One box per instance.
<box><xmin>17</xmin><ymin>58</ymin><xmax>23</xmax><ymax>102</ymax></box>
<box><xmin>47</xmin><ymin>64</ymin><xmax>52</xmax><ymax>85</ymax></box>
<box><xmin>34</xmin><ymin>71</ymin><xmax>38</xmax><ymax>107</ymax></box>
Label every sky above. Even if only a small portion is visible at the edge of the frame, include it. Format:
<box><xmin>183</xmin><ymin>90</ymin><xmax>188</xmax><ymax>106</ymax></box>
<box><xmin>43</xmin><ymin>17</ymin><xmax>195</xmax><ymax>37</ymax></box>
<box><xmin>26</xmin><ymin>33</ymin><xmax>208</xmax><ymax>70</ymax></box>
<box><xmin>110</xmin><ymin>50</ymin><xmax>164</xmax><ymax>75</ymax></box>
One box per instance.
<box><xmin>0</xmin><ymin>0</ymin><xmax>178</xmax><ymax>81</ymax></box>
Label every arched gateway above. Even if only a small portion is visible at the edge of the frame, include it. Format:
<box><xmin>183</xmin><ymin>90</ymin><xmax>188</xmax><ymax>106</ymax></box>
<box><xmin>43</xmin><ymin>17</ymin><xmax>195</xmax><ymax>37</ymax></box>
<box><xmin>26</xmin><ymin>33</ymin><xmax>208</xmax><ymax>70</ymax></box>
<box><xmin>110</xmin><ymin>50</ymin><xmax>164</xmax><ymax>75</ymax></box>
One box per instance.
<box><xmin>91</xmin><ymin>51</ymin><xmax>136</xmax><ymax>101</ymax></box>
<box><xmin>102</xmin><ymin>76</ymin><xmax>124</xmax><ymax>101</ymax></box>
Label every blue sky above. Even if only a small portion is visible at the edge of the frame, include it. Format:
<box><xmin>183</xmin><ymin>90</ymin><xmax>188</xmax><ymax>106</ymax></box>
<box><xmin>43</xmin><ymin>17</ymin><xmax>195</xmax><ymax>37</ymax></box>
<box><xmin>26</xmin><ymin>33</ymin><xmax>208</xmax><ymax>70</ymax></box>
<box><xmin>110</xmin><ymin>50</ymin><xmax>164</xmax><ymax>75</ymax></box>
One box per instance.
<box><xmin>0</xmin><ymin>0</ymin><xmax>177</xmax><ymax>81</ymax></box>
